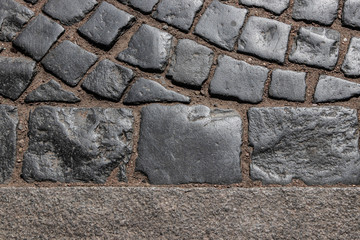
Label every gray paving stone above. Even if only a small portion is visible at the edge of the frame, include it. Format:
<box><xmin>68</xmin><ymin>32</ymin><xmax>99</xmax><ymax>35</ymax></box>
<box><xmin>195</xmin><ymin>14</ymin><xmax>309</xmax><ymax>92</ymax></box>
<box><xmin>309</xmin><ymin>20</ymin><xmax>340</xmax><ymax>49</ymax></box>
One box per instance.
<box><xmin>43</xmin><ymin>0</ymin><xmax>97</xmax><ymax>26</ymax></box>
<box><xmin>269</xmin><ymin>69</ymin><xmax>306</xmax><ymax>102</ymax></box>
<box><xmin>0</xmin><ymin>57</ymin><xmax>36</xmax><ymax>100</ymax></box>
<box><xmin>124</xmin><ymin>78</ymin><xmax>190</xmax><ymax>104</ymax></box>
<box><xmin>238</xmin><ymin>16</ymin><xmax>291</xmax><ymax>63</ymax></box>
<box><xmin>118</xmin><ymin>0</ymin><xmax>159</xmax><ymax>13</ymax></box>
<box><xmin>13</xmin><ymin>15</ymin><xmax>64</xmax><ymax>61</ymax></box>
<box><xmin>24</xmin><ymin>0</ymin><xmax>38</xmax><ymax>4</ymax></box>
<box><xmin>167</xmin><ymin>39</ymin><xmax>213</xmax><ymax>88</ymax></box>
<box><xmin>0</xmin><ymin>105</ymin><xmax>18</xmax><ymax>184</ymax></box>
<box><xmin>117</xmin><ymin>24</ymin><xmax>173</xmax><ymax>71</ymax></box>
<box><xmin>136</xmin><ymin>104</ymin><xmax>242</xmax><ymax>184</ymax></box>
<box><xmin>153</xmin><ymin>0</ymin><xmax>203</xmax><ymax>32</ymax></box>
<box><xmin>78</xmin><ymin>2</ymin><xmax>135</xmax><ymax>49</ymax></box>
<box><xmin>292</xmin><ymin>0</ymin><xmax>338</xmax><ymax>25</ymax></box>
<box><xmin>341</xmin><ymin>37</ymin><xmax>360</xmax><ymax>77</ymax></box>
<box><xmin>41</xmin><ymin>41</ymin><xmax>98</xmax><ymax>87</ymax></box>
<box><xmin>0</xmin><ymin>0</ymin><xmax>34</xmax><ymax>41</ymax></box>
<box><xmin>82</xmin><ymin>59</ymin><xmax>134</xmax><ymax>102</ymax></box>
<box><xmin>249</xmin><ymin>107</ymin><xmax>360</xmax><ymax>185</ymax></box>
<box><xmin>22</xmin><ymin>106</ymin><xmax>134</xmax><ymax>183</ymax></box>
<box><xmin>209</xmin><ymin>55</ymin><xmax>269</xmax><ymax>103</ymax></box>
<box><xmin>194</xmin><ymin>0</ymin><xmax>247</xmax><ymax>50</ymax></box>
<box><xmin>239</xmin><ymin>0</ymin><xmax>289</xmax><ymax>15</ymax></box>
<box><xmin>343</xmin><ymin>0</ymin><xmax>360</xmax><ymax>28</ymax></box>
<box><xmin>25</xmin><ymin>80</ymin><xmax>80</xmax><ymax>103</ymax></box>
<box><xmin>289</xmin><ymin>27</ymin><xmax>340</xmax><ymax>70</ymax></box>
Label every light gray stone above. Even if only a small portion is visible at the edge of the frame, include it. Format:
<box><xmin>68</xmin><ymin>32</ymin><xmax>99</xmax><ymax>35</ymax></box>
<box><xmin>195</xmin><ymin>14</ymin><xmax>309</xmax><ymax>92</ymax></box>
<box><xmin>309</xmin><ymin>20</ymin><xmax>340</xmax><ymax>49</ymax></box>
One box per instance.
<box><xmin>167</xmin><ymin>39</ymin><xmax>214</xmax><ymax>88</ymax></box>
<box><xmin>289</xmin><ymin>27</ymin><xmax>340</xmax><ymax>70</ymax></box>
<box><xmin>292</xmin><ymin>0</ymin><xmax>338</xmax><ymax>25</ymax></box>
<box><xmin>136</xmin><ymin>104</ymin><xmax>242</xmax><ymax>184</ymax></box>
<box><xmin>194</xmin><ymin>0</ymin><xmax>248</xmax><ymax>50</ymax></box>
<box><xmin>249</xmin><ymin>107</ymin><xmax>360</xmax><ymax>185</ymax></box>
<box><xmin>22</xmin><ymin>106</ymin><xmax>134</xmax><ymax>183</ymax></box>
<box><xmin>239</xmin><ymin>0</ymin><xmax>289</xmax><ymax>15</ymax></box>
<box><xmin>209</xmin><ymin>55</ymin><xmax>269</xmax><ymax>103</ymax></box>
<box><xmin>118</xmin><ymin>0</ymin><xmax>159</xmax><ymax>13</ymax></box>
<box><xmin>343</xmin><ymin>0</ymin><xmax>360</xmax><ymax>28</ymax></box>
<box><xmin>341</xmin><ymin>37</ymin><xmax>360</xmax><ymax>77</ymax></box>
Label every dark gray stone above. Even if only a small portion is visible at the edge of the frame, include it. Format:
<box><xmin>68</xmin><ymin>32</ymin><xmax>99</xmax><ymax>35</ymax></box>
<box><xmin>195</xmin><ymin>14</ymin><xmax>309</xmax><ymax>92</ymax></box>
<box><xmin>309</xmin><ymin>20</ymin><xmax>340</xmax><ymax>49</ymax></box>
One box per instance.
<box><xmin>0</xmin><ymin>57</ymin><xmax>36</xmax><ymax>100</ymax></box>
<box><xmin>314</xmin><ymin>75</ymin><xmax>360</xmax><ymax>103</ymax></box>
<box><xmin>13</xmin><ymin>14</ymin><xmax>64</xmax><ymax>61</ymax></box>
<box><xmin>0</xmin><ymin>105</ymin><xmax>18</xmax><ymax>183</ymax></box>
<box><xmin>118</xmin><ymin>0</ymin><xmax>159</xmax><ymax>13</ymax></box>
<box><xmin>0</xmin><ymin>0</ymin><xmax>34</xmax><ymax>41</ymax></box>
<box><xmin>238</xmin><ymin>16</ymin><xmax>291</xmax><ymax>63</ymax></box>
<box><xmin>136</xmin><ymin>104</ymin><xmax>242</xmax><ymax>184</ymax></box>
<box><xmin>117</xmin><ymin>24</ymin><xmax>173</xmax><ymax>71</ymax></box>
<box><xmin>124</xmin><ymin>78</ymin><xmax>190</xmax><ymax>104</ymax></box>
<box><xmin>167</xmin><ymin>39</ymin><xmax>214</xmax><ymax>88</ymax></box>
<box><xmin>24</xmin><ymin>0</ymin><xmax>38</xmax><ymax>4</ymax></box>
<box><xmin>341</xmin><ymin>37</ymin><xmax>360</xmax><ymax>77</ymax></box>
<box><xmin>239</xmin><ymin>0</ymin><xmax>289</xmax><ymax>15</ymax></box>
<box><xmin>153</xmin><ymin>0</ymin><xmax>203</xmax><ymax>32</ymax></box>
<box><xmin>289</xmin><ymin>27</ymin><xmax>340</xmax><ymax>70</ymax></box>
<box><xmin>249</xmin><ymin>107</ymin><xmax>360</xmax><ymax>185</ymax></box>
<box><xmin>41</xmin><ymin>41</ymin><xmax>98</xmax><ymax>87</ymax></box>
<box><xmin>82</xmin><ymin>59</ymin><xmax>134</xmax><ymax>102</ymax></box>
<box><xmin>343</xmin><ymin>0</ymin><xmax>360</xmax><ymax>28</ymax></box>
<box><xmin>269</xmin><ymin>69</ymin><xmax>306</xmax><ymax>102</ymax></box>
<box><xmin>78</xmin><ymin>2</ymin><xmax>135</xmax><ymax>49</ymax></box>
<box><xmin>22</xmin><ymin>106</ymin><xmax>134</xmax><ymax>183</ymax></box>
<box><xmin>194</xmin><ymin>0</ymin><xmax>248</xmax><ymax>50</ymax></box>
<box><xmin>25</xmin><ymin>80</ymin><xmax>80</xmax><ymax>103</ymax></box>
<box><xmin>292</xmin><ymin>0</ymin><xmax>338</xmax><ymax>25</ymax></box>
<box><xmin>43</xmin><ymin>0</ymin><xmax>97</xmax><ymax>26</ymax></box>
<box><xmin>209</xmin><ymin>55</ymin><xmax>269</xmax><ymax>103</ymax></box>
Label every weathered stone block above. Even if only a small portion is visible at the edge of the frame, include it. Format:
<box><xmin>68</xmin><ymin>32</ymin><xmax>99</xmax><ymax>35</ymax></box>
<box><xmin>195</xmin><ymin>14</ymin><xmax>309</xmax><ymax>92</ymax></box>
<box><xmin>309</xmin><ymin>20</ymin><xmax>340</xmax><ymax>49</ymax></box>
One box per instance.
<box><xmin>239</xmin><ymin>0</ymin><xmax>289</xmax><ymax>15</ymax></box>
<box><xmin>292</xmin><ymin>0</ymin><xmax>338</xmax><ymax>25</ymax></box>
<box><xmin>342</xmin><ymin>37</ymin><xmax>360</xmax><ymax>77</ymax></box>
<box><xmin>118</xmin><ymin>0</ymin><xmax>159</xmax><ymax>13</ymax></box>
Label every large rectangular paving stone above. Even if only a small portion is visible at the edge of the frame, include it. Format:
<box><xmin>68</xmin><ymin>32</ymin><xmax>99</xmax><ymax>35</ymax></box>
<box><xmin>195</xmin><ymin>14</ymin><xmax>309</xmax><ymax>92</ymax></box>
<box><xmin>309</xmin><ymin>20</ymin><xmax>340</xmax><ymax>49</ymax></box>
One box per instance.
<box><xmin>239</xmin><ymin>0</ymin><xmax>289</xmax><ymax>15</ymax></box>
<box><xmin>292</xmin><ymin>0</ymin><xmax>338</xmax><ymax>25</ymax></box>
<box><xmin>249</xmin><ymin>107</ymin><xmax>360</xmax><ymax>185</ymax></box>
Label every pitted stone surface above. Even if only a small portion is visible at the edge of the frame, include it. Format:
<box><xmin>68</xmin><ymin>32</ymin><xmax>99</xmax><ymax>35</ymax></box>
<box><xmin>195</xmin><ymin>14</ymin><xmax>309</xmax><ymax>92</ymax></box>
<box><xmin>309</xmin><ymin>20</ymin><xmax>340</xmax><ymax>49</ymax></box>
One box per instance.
<box><xmin>210</xmin><ymin>55</ymin><xmax>269</xmax><ymax>103</ymax></box>
<box><xmin>239</xmin><ymin>0</ymin><xmax>289</xmax><ymax>15</ymax></box>
<box><xmin>25</xmin><ymin>80</ymin><xmax>80</xmax><ymax>103</ymax></box>
<box><xmin>22</xmin><ymin>106</ymin><xmax>134</xmax><ymax>183</ymax></box>
<box><xmin>167</xmin><ymin>39</ymin><xmax>214</xmax><ymax>88</ymax></box>
<box><xmin>117</xmin><ymin>24</ymin><xmax>173</xmax><ymax>71</ymax></box>
<box><xmin>292</xmin><ymin>0</ymin><xmax>338</xmax><ymax>25</ymax></box>
<box><xmin>124</xmin><ymin>78</ymin><xmax>190</xmax><ymax>104</ymax></box>
<box><xmin>42</xmin><ymin>40</ymin><xmax>98</xmax><ymax>87</ymax></box>
<box><xmin>238</xmin><ymin>16</ymin><xmax>291</xmax><ymax>63</ymax></box>
<box><xmin>118</xmin><ymin>0</ymin><xmax>159</xmax><ymax>13</ymax></box>
<box><xmin>153</xmin><ymin>0</ymin><xmax>203</xmax><ymax>32</ymax></box>
<box><xmin>269</xmin><ymin>69</ymin><xmax>306</xmax><ymax>102</ymax></box>
<box><xmin>136</xmin><ymin>104</ymin><xmax>242</xmax><ymax>184</ymax></box>
<box><xmin>0</xmin><ymin>0</ymin><xmax>34</xmax><ymax>41</ymax></box>
<box><xmin>289</xmin><ymin>27</ymin><xmax>340</xmax><ymax>70</ymax></box>
<box><xmin>78</xmin><ymin>2</ymin><xmax>135</xmax><ymax>49</ymax></box>
<box><xmin>194</xmin><ymin>0</ymin><xmax>247</xmax><ymax>50</ymax></box>
<box><xmin>13</xmin><ymin>15</ymin><xmax>64</xmax><ymax>61</ymax></box>
<box><xmin>43</xmin><ymin>0</ymin><xmax>98</xmax><ymax>26</ymax></box>
<box><xmin>0</xmin><ymin>105</ymin><xmax>18</xmax><ymax>184</ymax></box>
<box><xmin>82</xmin><ymin>59</ymin><xmax>134</xmax><ymax>102</ymax></box>
<box><xmin>249</xmin><ymin>107</ymin><xmax>360</xmax><ymax>185</ymax></box>
<box><xmin>343</xmin><ymin>0</ymin><xmax>360</xmax><ymax>28</ymax></box>
<box><xmin>0</xmin><ymin>57</ymin><xmax>36</xmax><ymax>100</ymax></box>
<box><xmin>342</xmin><ymin>37</ymin><xmax>360</xmax><ymax>77</ymax></box>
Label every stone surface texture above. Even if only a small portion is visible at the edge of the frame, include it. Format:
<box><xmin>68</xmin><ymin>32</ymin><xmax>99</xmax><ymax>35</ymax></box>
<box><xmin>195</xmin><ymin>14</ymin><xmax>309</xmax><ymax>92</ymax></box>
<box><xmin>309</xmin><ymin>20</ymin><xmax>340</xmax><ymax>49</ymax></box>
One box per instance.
<box><xmin>342</xmin><ymin>37</ymin><xmax>360</xmax><ymax>77</ymax></box>
<box><xmin>343</xmin><ymin>0</ymin><xmax>360</xmax><ymax>28</ymax></box>
<box><xmin>239</xmin><ymin>0</ymin><xmax>289</xmax><ymax>14</ymax></box>
<box><xmin>292</xmin><ymin>0</ymin><xmax>338</xmax><ymax>25</ymax></box>
<box><xmin>118</xmin><ymin>0</ymin><xmax>159</xmax><ymax>13</ymax></box>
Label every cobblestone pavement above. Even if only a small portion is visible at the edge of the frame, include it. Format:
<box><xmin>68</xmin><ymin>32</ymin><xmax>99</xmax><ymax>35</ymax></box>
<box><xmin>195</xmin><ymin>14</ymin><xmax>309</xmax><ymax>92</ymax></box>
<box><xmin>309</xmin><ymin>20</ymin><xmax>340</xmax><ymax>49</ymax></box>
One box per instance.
<box><xmin>1</xmin><ymin>0</ymin><xmax>360</xmax><ymax>187</ymax></box>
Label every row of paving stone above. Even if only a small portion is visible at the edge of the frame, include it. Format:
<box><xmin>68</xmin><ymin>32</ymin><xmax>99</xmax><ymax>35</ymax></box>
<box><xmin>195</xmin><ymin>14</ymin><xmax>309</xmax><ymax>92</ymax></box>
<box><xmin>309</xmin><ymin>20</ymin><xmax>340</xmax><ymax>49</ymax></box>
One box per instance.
<box><xmin>1</xmin><ymin>104</ymin><xmax>360</xmax><ymax>185</ymax></box>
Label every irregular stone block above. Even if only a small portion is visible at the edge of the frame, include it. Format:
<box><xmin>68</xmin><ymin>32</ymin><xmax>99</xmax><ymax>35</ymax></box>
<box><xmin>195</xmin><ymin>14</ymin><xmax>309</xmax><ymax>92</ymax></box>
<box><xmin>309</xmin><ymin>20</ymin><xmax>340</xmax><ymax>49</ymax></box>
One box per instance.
<box><xmin>117</xmin><ymin>24</ymin><xmax>173</xmax><ymax>71</ymax></box>
<box><xmin>194</xmin><ymin>0</ymin><xmax>247</xmax><ymax>50</ymax></box>
<box><xmin>0</xmin><ymin>57</ymin><xmax>36</xmax><ymax>100</ymax></box>
<box><xmin>239</xmin><ymin>0</ymin><xmax>289</xmax><ymax>15</ymax></box>
<box><xmin>343</xmin><ymin>0</ymin><xmax>360</xmax><ymax>28</ymax></box>
<box><xmin>22</xmin><ymin>106</ymin><xmax>134</xmax><ymax>183</ymax></box>
<box><xmin>289</xmin><ymin>27</ymin><xmax>340</xmax><ymax>70</ymax></box>
<box><xmin>13</xmin><ymin>15</ymin><xmax>64</xmax><ymax>61</ymax></box>
<box><xmin>269</xmin><ymin>69</ymin><xmax>306</xmax><ymax>102</ymax></box>
<box><xmin>124</xmin><ymin>78</ymin><xmax>190</xmax><ymax>104</ymax></box>
<box><xmin>118</xmin><ymin>0</ymin><xmax>159</xmax><ymax>13</ymax></box>
<box><xmin>209</xmin><ymin>55</ymin><xmax>269</xmax><ymax>103</ymax></box>
<box><xmin>43</xmin><ymin>0</ymin><xmax>97</xmax><ymax>26</ymax></box>
<box><xmin>342</xmin><ymin>37</ymin><xmax>360</xmax><ymax>77</ymax></box>
<box><xmin>0</xmin><ymin>105</ymin><xmax>18</xmax><ymax>183</ymax></box>
<box><xmin>42</xmin><ymin>41</ymin><xmax>98</xmax><ymax>87</ymax></box>
<box><xmin>238</xmin><ymin>16</ymin><xmax>291</xmax><ymax>63</ymax></box>
<box><xmin>82</xmin><ymin>59</ymin><xmax>134</xmax><ymax>102</ymax></box>
<box><xmin>249</xmin><ymin>107</ymin><xmax>360</xmax><ymax>185</ymax></box>
<box><xmin>292</xmin><ymin>0</ymin><xmax>338</xmax><ymax>25</ymax></box>
<box><xmin>78</xmin><ymin>2</ymin><xmax>135</xmax><ymax>49</ymax></box>
<box><xmin>167</xmin><ymin>39</ymin><xmax>214</xmax><ymax>88</ymax></box>
<box><xmin>25</xmin><ymin>80</ymin><xmax>80</xmax><ymax>103</ymax></box>
<box><xmin>153</xmin><ymin>0</ymin><xmax>203</xmax><ymax>32</ymax></box>
<box><xmin>136</xmin><ymin>104</ymin><xmax>242</xmax><ymax>184</ymax></box>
